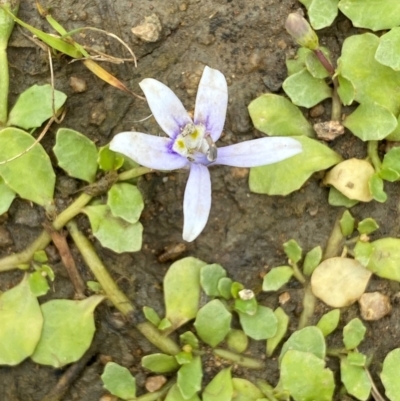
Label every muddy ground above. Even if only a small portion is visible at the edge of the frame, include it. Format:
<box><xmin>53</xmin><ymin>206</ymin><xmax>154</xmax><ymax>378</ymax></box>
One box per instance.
<box><xmin>1</xmin><ymin>0</ymin><xmax>400</xmax><ymax>400</ymax></box>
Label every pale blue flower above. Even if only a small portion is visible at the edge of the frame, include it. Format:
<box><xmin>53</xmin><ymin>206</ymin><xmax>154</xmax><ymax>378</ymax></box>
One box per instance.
<box><xmin>110</xmin><ymin>66</ymin><xmax>302</xmax><ymax>242</ymax></box>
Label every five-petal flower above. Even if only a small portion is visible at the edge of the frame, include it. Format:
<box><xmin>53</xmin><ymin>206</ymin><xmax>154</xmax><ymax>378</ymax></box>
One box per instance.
<box><xmin>110</xmin><ymin>66</ymin><xmax>302</xmax><ymax>242</ymax></box>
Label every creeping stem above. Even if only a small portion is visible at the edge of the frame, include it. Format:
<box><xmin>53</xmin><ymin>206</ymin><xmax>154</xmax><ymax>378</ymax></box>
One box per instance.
<box><xmin>367</xmin><ymin>140</ymin><xmax>382</xmax><ymax>172</ymax></box>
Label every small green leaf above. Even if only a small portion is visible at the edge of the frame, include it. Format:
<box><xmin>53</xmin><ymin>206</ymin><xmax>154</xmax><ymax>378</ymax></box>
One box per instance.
<box><xmin>340</xmin><ymin>210</ymin><xmax>355</xmax><ymax>236</ymax></box>
<box><xmin>283</xmin><ymin>68</ymin><xmax>332</xmax><ymax>108</ymax></box>
<box><xmin>142</xmin><ymin>353</ymin><xmax>180</xmax><ymax>373</ymax></box>
<box><xmin>164</xmin><ymin>257</ymin><xmax>205</xmax><ymax>331</ymax></box>
<box><xmin>0</xmin><ymin>128</ymin><xmax>55</xmax><ymax>206</ymax></box>
<box><xmin>369</xmin><ymin>173</ymin><xmax>387</xmax><ymax>203</ymax></box>
<box><xmin>31</xmin><ymin>295</ymin><xmax>104</xmax><ymax>367</ymax></box>
<box><xmin>309</xmin><ymin>0</ymin><xmax>339</xmax><ymax>29</ymax></box>
<box><xmin>281</xmin><ymin>350</ymin><xmax>334</xmax><ymax>401</ymax></box>
<box><xmin>203</xmin><ymin>368</ymin><xmax>233</xmax><ymax>401</ymax></box>
<box><xmin>218</xmin><ymin>277</ymin><xmax>233</xmax><ymax>300</ymax></box>
<box><xmin>54</xmin><ymin>128</ymin><xmax>98</xmax><ymax>183</ymax></box>
<box><xmin>303</xmin><ymin>246</ymin><xmax>323</xmax><ymax>276</ymax></box>
<box><xmin>361</xmin><ymin>238</ymin><xmax>400</xmax><ymax>281</ymax></box>
<box><xmin>337</xmin><ymin>74</ymin><xmax>355</xmax><ymax>106</ymax></box>
<box><xmin>180</xmin><ymin>331</ymin><xmax>199</xmax><ymax>349</ymax></box>
<box><xmin>347</xmin><ymin>351</ymin><xmax>367</xmax><ymax>367</ymax></box>
<box><xmin>83</xmin><ymin>205</ymin><xmax>142</xmax><ymax>253</ymax></box>
<box><xmin>231</xmin><ymin>282</ymin><xmax>245</xmax><ymax>298</ymax></box>
<box><xmin>177</xmin><ymin>356</ymin><xmax>202</xmax><ymax>400</ymax></box>
<box><xmin>200</xmin><ymin>263</ymin><xmax>227</xmax><ymax>296</ymax></box>
<box><xmin>239</xmin><ymin>305</ymin><xmax>278</xmax><ymax>340</ymax></box>
<box><xmin>0</xmin><ymin>177</ymin><xmax>15</xmax><ymax>215</ymax></box>
<box><xmin>28</xmin><ymin>271</ymin><xmax>50</xmax><ymax>297</ymax></box>
<box><xmin>0</xmin><ymin>276</ymin><xmax>43</xmax><ymax>365</ymax></box>
<box><xmin>375</xmin><ymin>27</ymin><xmax>400</xmax><ymax>71</ymax></box>
<box><xmin>381</xmin><ymin>349</ymin><xmax>400</xmax><ymax>401</ymax></box>
<box><xmin>328</xmin><ymin>187</ymin><xmax>358</xmax><ymax>207</ymax></box>
<box><xmin>286</xmin><ymin>47</ymin><xmax>310</xmax><ymax>76</ymax></box>
<box><xmin>343</xmin><ymin>318</ymin><xmax>366</xmax><ymax>350</ymax></box>
<box><xmin>234</xmin><ymin>295</ymin><xmax>258</xmax><ymax>315</ymax></box>
<box><xmin>250</xmin><ymin>136</ymin><xmax>342</xmax><ymax>196</ymax></box>
<box><xmin>316</xmin><ymin>309</ymin><xmax>340</xmax><ymax>337</ymax></box>
<box><xmin>381</xmin><ymin>147</ymin><xmax>400</xmax><ymax>181</ymax></box>
<box><xmin>232</xmin><ymin>378</ymin><xmax>264</xmax><ymax>400</ymax></box>
<box><xmin>354</xmin><ymin>241</ymin><xmax>374</xmax><ymax>267</ymax></box>
<box><xmin>262</xmin><ymin>266</ymin><xmax>293</xmax><ymax>291</ymax></box>
<box><xmin>101</xmin><ymin>362</ymin><xmax>136</xmax><ymax>400</ymax></box>
<box><xmin>33</xmin><ymin>250</ymin><xmax>48</xmax><ymax>263</ymax></box>
<box><xmin>175</xmin><ymin>351</ymin><xmax>193</xmax><ymax>365</ymax></box>
<box><xmin>194</xmin><ymin>300</ymin><xmax>232</xmax><ymax>347</ymax></box>
<box><xmin>248</xmin><ymin>94</ymin><xmax>313</xmax><ymax>137</ymax></box>
<box><xmin>343</xmin><ymin>102</ymin><xmax>397</xmax><ymax>141</ymax></box>
<box><xmin>357</xmin><ymin>218</ymin><xmax>379</xmax><ymax>235</ymax></box>
<box><xmin>165</xmin><ymin>384</ymin><xmax>201</xmax><ymax>401</ymax></box>
<box><xmin>280</xmin><ymin>326</ymin><xmax>326</xmax><ymax>363</ymax></box>
<box><xmin>226</xmin><ymin>329</ymin><xmax>248</xmax><ymax>353</ymax></box>
<box><xmin>98</xmin><ymin>145</ymin><xmax>124</xmax><ymax>171</ymax></box>
<box><xmin>7</xmin><ymin>84</ymin><xmax>67</xmax><ymax>129</ymax></box>
<box><xmin>305</xmin><ymin>48</ymin><xmax>331</xmax><ymax>79</ymax></box>
<box><xmin>267</xmin><ymin>307</ymin><xmax>289</xmax><ymax>357</ymax></box>
<box><xmin>158</xmin><ymin>318</ymin><xmax>172</xmax><ymax>331</ymax></box>
<box><xmin>283</xmin><ymin>239</ymin><xmax>302</xmax><ymax>263</ymax></box>
<box><xmin>341</xmin><ymin>356</ymin><xmax>371</xmax><ymax>400</ymax></box>
<box><xmin>143</xmin><ymin>306</ymin><xmax>161</xmax><ymax>326</ymax></box>
<box><xmin>339</xmin><ymin>0</ymin><xmax>400</xmax><ymax>31</ymax></box>
<box><xmin>107</xmin><ymin>183</ymin><xmax>144</xmax><ymax>223</ymax></box>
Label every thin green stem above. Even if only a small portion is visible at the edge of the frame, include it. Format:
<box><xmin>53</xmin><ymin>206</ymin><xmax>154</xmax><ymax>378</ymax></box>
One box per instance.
<box><xmin>292</xmin><ymin>263</ymin><xmax>306</xmax><ymax>284</ymax></box>
<box><xmin>0</xmin><ymin>192</ymin><xmax>93</xmax><ymax>272</ymax></box>
<box><xmin>256</xmin><ymin>380</ymin><xmax>280</xmax><ymax>401</ymax></box>
<box><xmin>213</xmin><ymin>348</ymin><xmax>265</xmax><ymax>369</ymax></box>
<box><xmin>67</xmin><ymin>219</ymin><xmax>134</xmax><ymax>317</ymax></box>
<box><xmin>368</xmin><ymin>140</ymin><xmax>382</xmax><ymax>171</ymax></box>
<box><xmin>118</xmin><ymin>166</ymin><xmax>152</xmax><ymax>181</ymax></box>
<box><xmin>323</xmin><ymin>215</ymin><xmax>344</xmax><ymax>260</ymax></box>
<box><xmin>298</xmin><ymin>283</ymin><xmax>316</xmax><ymax>329</ymax></box>
<box><xmin>0</xmin><ymin>48</ymin><xmax>8</xmax><ymax>125</ymax></box>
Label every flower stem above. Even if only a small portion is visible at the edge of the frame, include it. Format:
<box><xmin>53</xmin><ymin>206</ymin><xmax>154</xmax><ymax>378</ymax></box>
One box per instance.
<box><xmin>118</xmin><ymin>166</ymin><xmax>152</xmax><ymax>181</ymax></box>
<box><xmin>313</xmin><ymin>48</ymin><xmax>342</xmax><ymax>122</ymax></box>
<box><xmin>323</xmin><ymin>214</ymin><xmax>344</xmax><ymax>260</ymax></box>
<box><xmin>213</xmin><ymin>348</ymin><xmax>265</xmax><ymax>369</ymax></box>
<box><xmin>67</xmin><ymin>219</ymin><xmax>135</xmax><ymax>317</ymax></box>
<box><xmin>367</xmin><ymin>140</ymin><xmax>382</xmax><ymax>172</ymax></box>
<box><xmin>298</xmin><ymin>283</ymin><xmax>316</xmax><ymax>329</ymax></box>
<box><xmin>291</xmin><ymin>263</ymin><xmax>306</xmax><ymax>284</ymax></box>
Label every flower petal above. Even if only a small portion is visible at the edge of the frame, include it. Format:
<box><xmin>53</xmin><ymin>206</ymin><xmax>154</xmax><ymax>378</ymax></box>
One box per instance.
<box><xmin>194</xmin><ymin>66</ymin><xmax>228</xmax><ymax>142</ymax></box>
<box><xmin>183</xmin><ymin>163</ymin><xmax>211</xmax><ymax>242</ymax></box>
<box><xmin>140</xmin><ymin>78</ymin><xmax>192</xmax><ymax>138</ymax></box>
<box><xmin>110</xmin><ymin>132</ymin><xmax>189</xmax><ymax>170</ymax></box>
<box><xmin>215</xmin><ymin>137</ymin><xmax>302</xmax><ymax>167</ymax></box>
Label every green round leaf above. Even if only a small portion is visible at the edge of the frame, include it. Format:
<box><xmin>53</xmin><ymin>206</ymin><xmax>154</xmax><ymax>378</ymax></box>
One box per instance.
<box><xmin>200</xmin><ymin>263</ymin><xmax>227</xmax><ymax>296</ymax></box>
<box><xmin>262</xmin><ymin>266</ymin><xmax>293</xmax><ymax>292</ymax></box>
<box><xmin>28</xmin><ymin>271</ymin><xmax>50</xmax><ymax>297</ymax></box>
<box><xmin>340</xmin><ymin>210</ymin><xmax>355</xmax><ymax>237</ymax></box>
<box><xmin>328</xmin><ymin>186</ymin><xmax>358</xmax><ymax>207</ymax></box>
<box><xmin>248</xmin><ymin>94</ymin><xmax>313</xmax><ymax>137</ymax></box>
<box><xmin>381</xmin><ymin>147</ymin><xmax>400</xmax><ymax>181</ymax></box>
<box><xmin>283</xmin><ymin>68</ymin><xmax>332</xmax><ymax>108</ymax></box>
<box><xmin>232</xmin><ymin>378</ymin><xmax>264</xmax><ymax>400</ymax></box>
<box><xmin>98</xmin><ymin>145</ymin><xmax>124</xmax><ymax>171</ymax></box>
<box><xmin>0</xmin><ymin>276</ymin><xmax>43</xmax><ymax>365</ymax></box>
<box><xmin>239</xmin><ymin>305</ymin><xmax>277</xmax><ymax>340</ymax></box>
<box><xmin>369</xmin><ymin>174</ymin><xmax>387</xmax><ymax>203</ymax></box>
<box><xmin>316</xmin><ymin>309</ymin><xmax>340</xmax><ymax>337</ymax></box>
<box><xmin>0</xmin><ymin>128</ymin><xmax>55</xmax><ymax>206</ymax></box>
<box><xmin>101</xmin><ymin>362</ymin><xmax>136</xmax><ymax>400</ymax></box>
<box><xmin>217</xmin><ymin>277</ymin><xmax>233</xmax><ymax>300</ymax></box>
<box><xmin>337</xmin><ymin>74</ymin><xmax>355</xmax><ymax>106</ymax></box>
<box><xmin>141</xmin><ymin>353</ymin><xmax>180</xmax><ymax>373</ymax></box>
<box><xmin>194</xmin><ymin>299</ymin><xmax>232</xmax><ymax>347</ymax></box>
<box><xmin>375</xmin><ymin>28</ymin><xmax>400</xmax><ymax>71</ymax></box>
<box><xmin>343</xmin><ymin>102</ymin><xmax>397</xmax><ymax>141</ymax></box>
<box><xmin>203</xmin><ymin>368</ymin><xmax>233</xmax><ymax>401</ymax></box>
<box><xmin>303</xmin><ymin>246</ymin><xmax>323</xmax><ymax>276</ymax></box>
<box><xmin>381</xmin><ymin>349</ymin><xmax>400</xmax><ymax>401</ymax></box>
<box><xmin>177</xmin><ymin>356</ymin><xmax>202</xmax><ymax>400</ymax></box>
<box><xmin>0</xmin><ymin>177</ymin><xmax>15</xmax><ymax>214</ymax></box>
<box><xmin>343</xmin><ymin>318</ymin><xmax>366</xmax><ymax>350</ymax></box>
<box><xmin>283</xmin><ymin>239</ymin><xmax>302</xmax><ymax>263</ymax></box>
<box><xmin>338</xmin><ymin>33</ymin><xmax>400</xmax><ymax>115</ymax></box>
<box><xmin>54</xmin><ymin>128</ymin><xmax>98</xmax><ymax>183</ymax></box>
<box><xmin>164</xmin><ymin>257</ymin><xmax>205</xmax><ymax>331</ymax></box>
<box><xmin>83</xmin><ymin>205</ymin><xmax>143</xmax><ymax>253</ymax></box>
<box><xmin>7</xmin><ymin>84</ymin><xmax>67</xmax><ymax>129</ymax></box>
<box><xmin>341</xmin><ymin>357</ymin><xmax>371</xmax><ymax>400</ymax></box>
<box><xmin>281</xmin><ymin>350</ymin><xmax>334</xmax><ymax>401</ymax></box>
<box><xmin>31</xmin><ymin>295</ymin><xmax>104</xmax><ymax>367</ymax></box>
<box><xmin>339</xmin><ymin>0</ymin><xmax>400</xmax><ymax>31</ymax></box>
<box><xmin>309</xmin><ymin>0</ymin><xmax>339</xmax><ymax>30</ymax></box>
<box><xmin>250</xmin><ymin>136</ymin><xmax>342</xmax><ymax>196</ymax></box>
<box><xmin>357</xmin><ymin>218</ymin><xmax>379</xmax><ymax>235</ymax></box>
<box><xmin>107</xmin><ymin>183</ymin><xmax>144</xmax><ymax>223</ymax></box>
<box><xmin>280</xmin><ymin>326</ymin><xmax>326</xmax><ymax>363</ymax></box>
<box><xmin>226</xmin><ymin>329</ymin><xmax>248</xmax><ymax>353</ymax></box>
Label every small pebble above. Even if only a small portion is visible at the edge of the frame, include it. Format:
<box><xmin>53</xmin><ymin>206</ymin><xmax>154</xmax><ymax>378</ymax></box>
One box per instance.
<box><xmin>145</xmin><ymin>375</ymin><xmax>167</xmax><ymax>392</ymax></box>
<box><xmin>69</xmin><ymin>76</ymin><xmax>87</xmax><ymax>93</ymax></box>
<box><xmin>358</xmin><ymin>292</ymin><xmax>391</xmax><ymax>320</ymax></box>
<box><xmin>131</xmin><ymin>14</ymin><xmax>162</xmax><ymax>42</ymax></box>
<box><xmin>309</xmin><ymin>104</ymin><xmax>325</xmax><ymax>118</ymax></box>
<box><xmin>279</xmin><ymin>292</ymin><xmax>291</xmax><ymax>305</ymax></box>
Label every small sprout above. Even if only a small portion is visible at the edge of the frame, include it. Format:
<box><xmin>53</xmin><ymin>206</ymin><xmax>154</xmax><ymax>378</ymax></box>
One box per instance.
<box><xmin>143</xmin><ymin>306</ymin><xmax>161</xmax><ymax>327</ymax></box>
<box><xmin>357</xmin><ymin>217</ymin><xmax>379</xmax><ymax>235</ymax></box>
<box><xmin>340</xmin><ymin>210</ymin><xmax>355</xmax><ymax>237</ymax></box>
<box><xmin>283</xmin><ymin>239</ymin><xmax>302</xmax><ymax>263</ymax></box>
<box><xmin>343</xmin><ymin>318</ymin><xmax>366</xmax><ymax>350</ymax></box>
<box><xmin>285</xmin><ymin>12</ymin><xmax>319</xmax><ymax>50</ymax></box>
<box><xmin>226</xmin><ymin>329</ymin><xmax>248</xmax><ymax>353</ymax></box>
